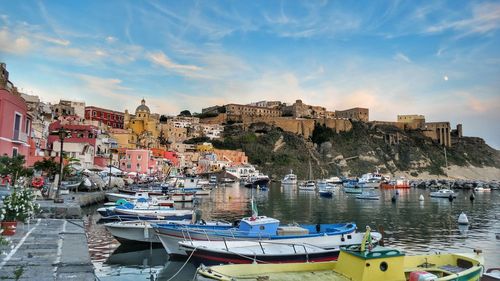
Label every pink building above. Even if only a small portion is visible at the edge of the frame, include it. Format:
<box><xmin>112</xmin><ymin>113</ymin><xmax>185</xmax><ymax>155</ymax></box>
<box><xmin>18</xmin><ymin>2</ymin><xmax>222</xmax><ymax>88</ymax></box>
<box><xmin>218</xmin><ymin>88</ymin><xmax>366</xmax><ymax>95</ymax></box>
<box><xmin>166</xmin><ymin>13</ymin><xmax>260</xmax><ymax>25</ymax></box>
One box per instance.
<box><xmin>0</xmin><ymin>64</ymin><xmax>32</xmax><ymax>160</ymax></box>
<box><xmin>120</xmin><ymin>149</ymin><xmax>153</xmax><ymax>174</ymax></box>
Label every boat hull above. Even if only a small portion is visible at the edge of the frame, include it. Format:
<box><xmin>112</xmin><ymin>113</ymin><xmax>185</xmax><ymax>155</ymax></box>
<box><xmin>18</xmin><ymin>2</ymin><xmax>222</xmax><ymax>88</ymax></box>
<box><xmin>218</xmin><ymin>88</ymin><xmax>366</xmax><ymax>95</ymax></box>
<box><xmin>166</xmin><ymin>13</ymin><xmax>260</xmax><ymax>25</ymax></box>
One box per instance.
<box><xmin>105</xmin><ymin>221</ymin><xmax>161</xmax><ymax>244</ymax></box>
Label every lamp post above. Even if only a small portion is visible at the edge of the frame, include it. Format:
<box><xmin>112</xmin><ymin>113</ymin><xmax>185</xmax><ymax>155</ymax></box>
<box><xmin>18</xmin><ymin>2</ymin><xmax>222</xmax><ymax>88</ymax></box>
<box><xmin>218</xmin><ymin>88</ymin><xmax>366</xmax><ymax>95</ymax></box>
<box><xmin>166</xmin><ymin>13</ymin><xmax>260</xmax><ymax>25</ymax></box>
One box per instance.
<box><xmin>50</xmin><ymin>127</ymin><xmax>70</xmax><ymax>203</ymax></box>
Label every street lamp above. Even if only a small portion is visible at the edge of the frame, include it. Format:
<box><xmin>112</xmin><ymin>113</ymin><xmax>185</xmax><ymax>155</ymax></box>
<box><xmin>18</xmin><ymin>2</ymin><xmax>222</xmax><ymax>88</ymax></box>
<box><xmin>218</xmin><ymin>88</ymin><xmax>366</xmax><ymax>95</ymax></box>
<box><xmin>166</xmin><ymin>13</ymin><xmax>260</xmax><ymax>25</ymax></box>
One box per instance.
<box><xmin>49</xmin><ymin>127</ymin><xmax>71</xmax><ymax>203</ymax></box>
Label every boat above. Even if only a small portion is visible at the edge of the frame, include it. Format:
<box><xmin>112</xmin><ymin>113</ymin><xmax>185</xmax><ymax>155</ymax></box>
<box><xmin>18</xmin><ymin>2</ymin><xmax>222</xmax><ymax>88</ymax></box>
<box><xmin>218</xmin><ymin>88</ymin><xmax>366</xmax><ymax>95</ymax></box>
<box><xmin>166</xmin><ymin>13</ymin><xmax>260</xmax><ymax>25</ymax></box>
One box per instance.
<box><xmin>430</xmin><ymin>189</ymin><xmax>456</xmax><ymax>198</ymax></box>
<box><xmin>105</xmin><ymin>191</ymin><xmax>151</xmax><ymax>202</ymax></box>
<box><xmin>356</xmin><ymin>191</ymin><xmax>380</xmax><ymax>200</ymax></box>
<box><xmin>169</xmin><ymin>191</ymin><xmax>195</xmax><ymax>202</ymax></box>
<box><xmin>326</xmin><ymin>176</ymin><xmax>343</xmax><ymax>184</ymax></box>
<box><xmin>221</xmin><ymin>177</ymin><xmax>235</xmax><ymax>184</ymax></box>
<box><xmin>99</xmin><ymin>199</ymin><xmax>193</xmax><ymax>220</ymax></box>
<box><xmin>482</xmin><ymin>268</ymin><xmax>500</xmax><ymax>281</ymax></box>
<box><xmin>244</xmin><ymin>174</ymin><xmax>270</xmax><ymax>188</ymax></box>
<box><xmin>318</xmin><ymin>189</ymin><xmax>333</xmax><ymax>197</ymax></box>
<box><xmin>178</xmin><ymin>230</ymin><xmax>381</xmax><ymax>264</ymax></box>
<box><xmin>282</xmin><ymin>170</ymin><xmax>297</xmax><ymax>185</ymax></box>
<box><xmin>358</xmin><ymin>172</ymin><xmax>383</xmax><ymax>188</ymax></box>
<box><xmin>344</xmin><ymin>187</ymin><xmax>363</xmax><ymax>194</ymax></box>
<box><xmin>298</xmin><ymin>180</ymin><xmax>316</xmax><ymax>190</ymax></box>
<box><xmin>474</xmin><ymin>187</ymin><xmax>491</xmax><ymax>192</ymax></box>
<box><xmin>197</xmin><ymin>244</ymin><xmax>484</xmax><ymax>281</ymax></box>
<box><xmin>104</xmin><ymin>219</ymin><xmax>232</xmax><ymax>244</ymax></box>
<box><xmin>380</xmin><ymin>177</ymin><xmax>410</xmax><ymax>189</ymax></box>
<box><xmin>153</xmin><ymin>217</ymin><xmax>357</xmax><ymax>255</ymax></box>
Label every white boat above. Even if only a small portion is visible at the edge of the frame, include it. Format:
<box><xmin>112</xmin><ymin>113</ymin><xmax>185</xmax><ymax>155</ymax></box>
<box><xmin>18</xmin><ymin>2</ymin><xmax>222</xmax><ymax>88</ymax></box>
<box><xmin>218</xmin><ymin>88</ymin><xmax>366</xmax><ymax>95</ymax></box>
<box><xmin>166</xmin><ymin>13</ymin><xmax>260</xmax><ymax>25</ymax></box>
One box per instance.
<box><xmin>209</xmin><ymin>175</ymin><xmax>218</xmax><ymax>185</ymax></box>
<box><xmin>195</xmin><ymin>189</ymin><xmax>211</xmax><ymax>196</ymax></box>
<box><xmin>282</xmin><ymin>170</ymin><xmax>297</xmax><ymax>185</ymax></box>
<box><xmin>430</xmin><ymin>189</ymin><xmax>456</xmax><ymax>198</ymax></box>
<box><xmin>105</xmin><ymin>191</ymin><xmax>151</xmax><ymax>202</ymax></box>
<box><xmin>177</xmin><ymin>230</ymin><xmax>382</xmax><ymax>259</ymax></box>
<box><xmin>325</xmin><ymin>176</ymin><xmax>343</xmax><ymax>184</ymax></box>
<box><xmin>105</xmin><ymin>220</ymin><xmax>190</xmax><ymax>244</ymax></box>
<box><xmin>221</xmin><ymin>178</ymin><xmax>235</xmax><ymax>184</ymax></box>
<box><xmin>356</xmin><ymin>191</ymin><xmax>380</xmax><ymax>200</ymax></box>
<box><xmin>299</xmin><ymin>180</ymin><xmax>316</xmax><ymax>190</ymax></box>
<box><xmin>114</xmin><ymin>206</ymin><xmax>193</xmax><ymax>219</ymax></box>
<box><xmin>474</xmin><ymin>187</ymin><xmax>491</xmax><ymax>192</ymax></box>
<box><xmin>105</xmin><ymin>219</ymin><xmax>231</xmax><ymax>244</ymax></box>
<box><xmin>169</xmin><ymin>192</ymin><xmax>195</xmax><ymax>202</ymax></box>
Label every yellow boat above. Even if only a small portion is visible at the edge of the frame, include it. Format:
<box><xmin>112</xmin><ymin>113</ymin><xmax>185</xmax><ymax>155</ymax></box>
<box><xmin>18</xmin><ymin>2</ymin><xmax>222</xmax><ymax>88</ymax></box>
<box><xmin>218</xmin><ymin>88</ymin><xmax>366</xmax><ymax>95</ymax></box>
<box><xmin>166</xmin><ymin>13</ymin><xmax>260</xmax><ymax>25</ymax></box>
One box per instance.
<box><xmin>197</xmin><ymin>244</ymin><xmax>484</xmax><ymax>281</ymax></box>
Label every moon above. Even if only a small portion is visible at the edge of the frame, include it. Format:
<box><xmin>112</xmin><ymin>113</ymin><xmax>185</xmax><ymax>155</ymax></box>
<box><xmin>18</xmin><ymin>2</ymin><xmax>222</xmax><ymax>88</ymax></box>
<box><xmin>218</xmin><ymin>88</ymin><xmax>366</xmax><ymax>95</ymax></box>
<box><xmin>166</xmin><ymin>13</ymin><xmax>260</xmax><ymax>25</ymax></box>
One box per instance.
<box><xmin>443</xmin><ymin>75</ymin><xmax>449</xmax><ymax>81</ymax></box>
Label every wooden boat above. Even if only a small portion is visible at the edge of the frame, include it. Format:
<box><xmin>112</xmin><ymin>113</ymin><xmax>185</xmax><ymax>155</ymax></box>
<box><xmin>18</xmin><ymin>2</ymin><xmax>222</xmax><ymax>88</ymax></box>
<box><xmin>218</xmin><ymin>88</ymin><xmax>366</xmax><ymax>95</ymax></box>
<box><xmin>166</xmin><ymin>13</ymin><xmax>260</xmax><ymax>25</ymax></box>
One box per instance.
<box><xmin>430</xmin><ymin>189</ymin><xmax>456</xmax><ymax>198</ymax></box>
<box><xmin>197</xmin><ymin>245</ymin><xmax>484</xmax><ymax>281</ymax></box>
<box><xmin>177</xmin><ymin>231</ymin><xmax>381</xmax><ymax>263</ymax></box>
<box><xmin>152</xmin><ymin>216</ymin><xmax>356</xmax><ymax>255</ymax></box>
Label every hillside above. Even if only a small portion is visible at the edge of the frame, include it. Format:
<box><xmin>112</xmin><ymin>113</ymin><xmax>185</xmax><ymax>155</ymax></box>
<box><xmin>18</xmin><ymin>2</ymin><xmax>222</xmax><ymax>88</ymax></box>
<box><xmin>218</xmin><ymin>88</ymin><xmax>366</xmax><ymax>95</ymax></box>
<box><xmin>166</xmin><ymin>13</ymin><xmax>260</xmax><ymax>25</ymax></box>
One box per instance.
<box><xmin>212</xmin><ymin>122</ymin><xmax>500</xmax><ymax>180</ymax></box>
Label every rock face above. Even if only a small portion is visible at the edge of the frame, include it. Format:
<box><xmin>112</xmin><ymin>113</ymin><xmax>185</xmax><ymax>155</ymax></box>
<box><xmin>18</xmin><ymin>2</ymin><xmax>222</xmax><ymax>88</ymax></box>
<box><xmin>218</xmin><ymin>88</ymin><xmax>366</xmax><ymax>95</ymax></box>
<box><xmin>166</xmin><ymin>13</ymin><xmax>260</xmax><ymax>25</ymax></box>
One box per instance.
<box><xmin>215</xmin><ymin>122</ymin><xmax>500</xmax><ymax>180</ymax></box>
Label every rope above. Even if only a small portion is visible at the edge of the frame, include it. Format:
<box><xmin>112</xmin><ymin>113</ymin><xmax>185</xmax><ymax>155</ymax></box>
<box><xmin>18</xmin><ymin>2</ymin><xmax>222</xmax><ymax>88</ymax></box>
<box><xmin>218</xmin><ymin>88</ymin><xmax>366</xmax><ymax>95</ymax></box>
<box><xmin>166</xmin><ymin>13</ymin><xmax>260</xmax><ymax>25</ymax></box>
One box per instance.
<box><xmin>166</xmin><ymin>246</ymin><xmax>199</xmax><ymax>281</ymax></box>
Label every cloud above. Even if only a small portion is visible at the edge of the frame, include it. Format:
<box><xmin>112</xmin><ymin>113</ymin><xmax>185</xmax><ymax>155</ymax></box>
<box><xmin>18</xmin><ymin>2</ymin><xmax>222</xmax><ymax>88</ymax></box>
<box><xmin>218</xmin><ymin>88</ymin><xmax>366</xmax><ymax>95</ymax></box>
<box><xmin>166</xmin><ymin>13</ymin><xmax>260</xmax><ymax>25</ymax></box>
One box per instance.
<box><xmin>0</xmin><ymin>28</ymin><xmax>32</xmax><ymax>54</ymax></box>
<box><xmin>425</xmin><ymin>2</ymin><xmax>500</xmax><ymax>37</ymax></box>
<box><xmin>393</xmin><ymin>52</ymin><xmax>412</xmax><ymax>63</ymax></box>
<box><xmin>147</xmin><ymin>51</ymin><xmax>202</xmax><ymax>77</ymax></box>
<box><xmin>105</xmin><ymin>36</ymin><xmax>117</xmax><ymax>43</ymax></box>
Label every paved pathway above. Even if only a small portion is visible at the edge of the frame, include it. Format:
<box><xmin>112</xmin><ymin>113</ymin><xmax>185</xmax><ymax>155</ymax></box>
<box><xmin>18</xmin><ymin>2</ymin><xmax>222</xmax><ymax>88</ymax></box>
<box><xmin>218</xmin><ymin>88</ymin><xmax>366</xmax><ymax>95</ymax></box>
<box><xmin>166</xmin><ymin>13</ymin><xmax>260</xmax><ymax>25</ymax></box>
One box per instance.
<box><xmin>0</xmin><ymin>219</ymin><xmax>95</xmax><ymax>280</ymax></box>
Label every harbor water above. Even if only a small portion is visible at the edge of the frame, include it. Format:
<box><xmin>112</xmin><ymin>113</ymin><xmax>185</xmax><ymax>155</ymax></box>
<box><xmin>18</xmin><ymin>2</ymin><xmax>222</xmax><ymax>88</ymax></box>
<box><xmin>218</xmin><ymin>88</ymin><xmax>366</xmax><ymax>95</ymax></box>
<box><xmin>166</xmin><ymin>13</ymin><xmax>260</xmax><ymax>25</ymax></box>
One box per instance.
<box><xmin>84</xmin><ymin>183</ymin><xmax>500</xmax><ymax>280</ymax></box>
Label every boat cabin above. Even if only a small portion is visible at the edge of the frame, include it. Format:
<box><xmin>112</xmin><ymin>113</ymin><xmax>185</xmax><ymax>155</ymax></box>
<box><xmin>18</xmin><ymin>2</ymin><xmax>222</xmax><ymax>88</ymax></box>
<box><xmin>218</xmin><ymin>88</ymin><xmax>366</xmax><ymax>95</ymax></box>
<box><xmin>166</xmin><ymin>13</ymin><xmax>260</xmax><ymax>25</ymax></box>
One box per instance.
<box><xmin>237</xmin><ymin>216</ymin><xmax>280</xmax><ymax>236</ymax></box>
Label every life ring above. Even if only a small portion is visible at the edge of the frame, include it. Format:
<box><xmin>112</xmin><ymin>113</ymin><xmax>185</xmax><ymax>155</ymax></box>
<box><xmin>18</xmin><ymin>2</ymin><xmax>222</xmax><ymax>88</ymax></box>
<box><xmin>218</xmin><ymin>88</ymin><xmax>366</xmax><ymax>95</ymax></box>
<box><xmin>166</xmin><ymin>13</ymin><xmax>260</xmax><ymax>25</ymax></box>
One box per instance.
<box><xmin>1</xmin><ymin>175</ymin><xmax>11</xmax><ymax>185</ymax></box>
<box><xmin>32</xmin><ymin>176</ymin><xmax>44</xmax><ymax>188</ymax></box>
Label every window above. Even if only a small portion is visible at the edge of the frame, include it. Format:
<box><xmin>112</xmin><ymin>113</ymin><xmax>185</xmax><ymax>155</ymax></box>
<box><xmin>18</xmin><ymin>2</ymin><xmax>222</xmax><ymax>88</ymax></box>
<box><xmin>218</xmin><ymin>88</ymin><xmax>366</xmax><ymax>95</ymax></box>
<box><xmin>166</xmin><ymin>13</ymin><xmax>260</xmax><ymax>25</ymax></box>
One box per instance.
<box><xmin>93</xmin><ymin>111</ymin><xmax>96</xmax><ymax>116</ymax></box>
<box><xmin>127</xmin><ymin>154</ymin><xmax>131</xmax><ymax>159</ymax></box>
<box><xmin>13</xmin><ymin>113</ymin><xmax>21</xmax><ymax>139</ymax></box>
<box><xmin>12</xmin><ymin>147</ymin><xmax>18</xmax><ymax>157</ymax></box>
<box><xmin>137</xmin><ymin>155</ymin><xmax>142</xmax><ymax>160</ymax></box>
<box><xmin>25</xmin><ymin>118</ymin><xmax>30</xmax><ymax>134</ymax></box>
<box><xmin>136</xmin><ymin>163</ymin><xmax>140</xmax><ymax>170</ymax></box>
<box><xmin>107</xmin><ymin>114</ymin><xmax>110</xmax><ymax>119</ymax></box>
<box><xmin>126</xmin><ymin>164</ymin><xmax>131</xmax><ymax>169</ymax></box>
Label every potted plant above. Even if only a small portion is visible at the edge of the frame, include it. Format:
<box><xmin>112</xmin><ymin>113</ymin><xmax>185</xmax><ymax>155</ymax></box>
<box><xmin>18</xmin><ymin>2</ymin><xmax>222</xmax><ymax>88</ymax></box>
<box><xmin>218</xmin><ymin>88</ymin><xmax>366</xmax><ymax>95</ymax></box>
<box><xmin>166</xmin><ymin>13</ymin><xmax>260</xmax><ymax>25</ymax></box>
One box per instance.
<box><xmin>0</xmin><ymin>186</ymin><xmax>40</xmax><ymax>236</ymax></box>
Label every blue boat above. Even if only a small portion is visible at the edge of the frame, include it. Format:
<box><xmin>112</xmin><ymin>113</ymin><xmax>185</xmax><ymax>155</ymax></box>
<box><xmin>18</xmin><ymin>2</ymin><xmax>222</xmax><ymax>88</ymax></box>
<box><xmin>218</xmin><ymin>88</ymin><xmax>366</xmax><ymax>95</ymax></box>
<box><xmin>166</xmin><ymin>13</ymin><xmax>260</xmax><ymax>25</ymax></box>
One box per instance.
<box><xmin>152</xmin><ymin>217</ymin><xmax>356</xmax><ymax>255</ymax></box>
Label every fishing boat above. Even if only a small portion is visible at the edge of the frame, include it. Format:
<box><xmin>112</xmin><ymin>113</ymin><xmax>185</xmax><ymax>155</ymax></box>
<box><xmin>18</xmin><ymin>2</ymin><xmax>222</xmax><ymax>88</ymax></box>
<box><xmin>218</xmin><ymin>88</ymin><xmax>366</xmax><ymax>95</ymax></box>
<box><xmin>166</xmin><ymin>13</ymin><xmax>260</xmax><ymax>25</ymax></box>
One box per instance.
<box><xmin>298</xmin><ymin>180</ymin><xmax>316</xmax><ymax>190</ymax></box>
<box><xmin>482</xmin><ymin>268</ymin><xmax>500</xmax><ymax>281</ymax></box>
<box><xmin>197</xmin><ymin>244</ymin><xmax>484</xmax><ymax>281</ymax></box>
<box><xmin>380</xmin><ymin>177</ymin><xmax>410</xmax><ymax>189</ymax></box>
<box><xmin>356</xmin><ymin>191</ymin><xmax>380</xmax><ymax>200</ymax></box>
<box><xmin>177</xmin><ymin>230</ymin><xmax>381</xmax><ymax>263</ymax></box>
<box><xmin>430</xmin><ymin>189</ymin><xmax>456</xmax><ymax>198</ymax></box>
<box><xmin>153</xmin><ymin>217</ymin><xmax>356</xmax><ymax>255</ymax></box>
<box><xmin>326</xmin><ymin>176</ymin><xmax>343</xmax><ymax>184</ymax></box>
<box><xmin>104</xmin><ymin>219</ymin><xmax>232</xmax><ymax>244</ymax></box>
<box><xmin>282</xmin><ymin>170</ymin><xmax>298</xmax><ymax>185</ymax></box>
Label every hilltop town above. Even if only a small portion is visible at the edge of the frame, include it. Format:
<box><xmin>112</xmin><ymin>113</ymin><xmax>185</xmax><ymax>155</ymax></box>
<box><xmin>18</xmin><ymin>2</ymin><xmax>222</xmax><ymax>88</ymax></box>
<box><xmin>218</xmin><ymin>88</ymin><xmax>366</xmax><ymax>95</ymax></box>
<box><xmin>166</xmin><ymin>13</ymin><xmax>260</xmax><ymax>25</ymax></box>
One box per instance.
<box><xmin>1</xmin><ymin>63</ymin><xmax>499</xmax><ymax>180</ymax></box>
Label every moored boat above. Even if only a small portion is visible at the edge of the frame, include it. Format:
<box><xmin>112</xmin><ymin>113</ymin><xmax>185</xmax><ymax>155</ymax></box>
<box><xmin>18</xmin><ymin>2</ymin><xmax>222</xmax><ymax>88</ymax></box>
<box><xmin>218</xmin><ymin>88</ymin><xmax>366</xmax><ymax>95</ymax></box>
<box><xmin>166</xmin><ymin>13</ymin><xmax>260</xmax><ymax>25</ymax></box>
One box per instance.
<box><xmin>430</xmin><ymin>189</ymin><xmax>456</xmax><ymax>198</ymax></box>
<box><xmin>356</xmin><ymin>191</ymin><xmax>380</xmax><ymax>200</ymax></box>
<box><xmin>282</xmin><ymin>170</ymin><xmax>297</xmax><ymax>185</ymax></box>
<box><xmin>380</xmin><ymin>177</ymin><xmax>410</xmax><ymax>189</ymax></box>
<box><xmin>298</xmin><ymin>180</ymin><xmax>316</xmax><ymax>190</ymax></box>
<box><xmin>152</xmin><ymin>216</ymin><xmax>356</xmax><ymax>255</ymax></box>
<box><xmin>178</xmin><ymin>230</ymin><xmax>381</xmax><ymax>263</ymax></box>
<box><xmin>344</xmin><ymin>187</ymin><xmax>363</xmax><ymax>194</ymax></box>
<box><xmin>197</xmin><ymin>244</ymin><xmax>484</xmax><ymax>281</ymax></box>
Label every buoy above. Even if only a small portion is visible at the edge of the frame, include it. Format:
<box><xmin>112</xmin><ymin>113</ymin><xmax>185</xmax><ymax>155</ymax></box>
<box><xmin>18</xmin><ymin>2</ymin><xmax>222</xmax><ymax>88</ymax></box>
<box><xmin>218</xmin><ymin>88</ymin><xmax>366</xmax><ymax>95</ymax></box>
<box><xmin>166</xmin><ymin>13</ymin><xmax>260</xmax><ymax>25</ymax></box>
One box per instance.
<box><xmin>469</xmin><ymin>193</ymin><xmax>475</xmax><ymax>202</ymax></box>
<box><xmin>458</xmin><ymin>212</ymin><xmax>469</xmax><ymax>225</ymax></box>
<box><xmin>419</xmin><ymin>194</ymin><xmax>424</xmax><ymax>201</ymax></box>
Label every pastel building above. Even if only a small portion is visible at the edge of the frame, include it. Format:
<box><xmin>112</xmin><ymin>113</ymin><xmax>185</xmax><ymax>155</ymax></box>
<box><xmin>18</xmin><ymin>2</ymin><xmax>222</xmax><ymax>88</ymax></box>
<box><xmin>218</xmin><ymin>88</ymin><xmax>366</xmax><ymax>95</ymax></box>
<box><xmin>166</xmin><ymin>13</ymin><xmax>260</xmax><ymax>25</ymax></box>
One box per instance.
<box><xmin>0</xmin><ymin>63</ymin><xmax>32</xmax><ymax>159</ymax></box>
<box><xmin>120</xmin><ymin>149</ymin><xmax>152</xmax><ymax>174</ymax></box>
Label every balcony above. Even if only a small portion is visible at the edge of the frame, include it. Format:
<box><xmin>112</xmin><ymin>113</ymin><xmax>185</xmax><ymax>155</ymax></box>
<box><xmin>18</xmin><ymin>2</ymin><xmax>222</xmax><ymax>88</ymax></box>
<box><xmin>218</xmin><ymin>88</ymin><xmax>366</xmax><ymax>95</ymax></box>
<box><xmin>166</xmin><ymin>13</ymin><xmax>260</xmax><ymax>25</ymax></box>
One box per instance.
<box><xmin>12</xmin><ymin>130</ymin><xmax>28</xmax><ymax>143</ymax></box>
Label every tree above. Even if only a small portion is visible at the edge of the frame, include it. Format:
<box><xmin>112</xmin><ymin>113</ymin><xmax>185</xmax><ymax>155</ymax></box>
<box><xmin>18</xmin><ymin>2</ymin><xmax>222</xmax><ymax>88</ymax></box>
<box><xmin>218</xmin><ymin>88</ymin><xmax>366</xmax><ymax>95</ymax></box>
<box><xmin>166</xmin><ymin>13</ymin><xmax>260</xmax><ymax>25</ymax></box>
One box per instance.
<box><xmin>179</xmin><ymin>110</ymin><xmax>192</xmax><ymax>117</ymax></box>
<box><xmin>0</xmin><ymin>155</ymin><xmax>33</xmax><ymax>185</ymax></box>
<box><xmin>33</xmin><ymin>157</ymin><xmax>74</xmax><ymax>179</ymax></box>
<box><xmin>159</xmin><ymin>115</ymin><xmax>168</xmax><ymax>122</ymax></box>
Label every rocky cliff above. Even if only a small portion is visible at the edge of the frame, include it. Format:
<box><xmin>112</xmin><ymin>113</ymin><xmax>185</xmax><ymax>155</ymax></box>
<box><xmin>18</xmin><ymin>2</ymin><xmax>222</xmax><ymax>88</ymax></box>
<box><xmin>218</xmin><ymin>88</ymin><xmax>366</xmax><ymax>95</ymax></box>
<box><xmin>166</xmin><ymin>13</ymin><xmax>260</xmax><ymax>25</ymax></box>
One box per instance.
<box><xmin>213</xmin><ymin>121</ymin><xmax>500</xmax><ymax>180</ymax></box>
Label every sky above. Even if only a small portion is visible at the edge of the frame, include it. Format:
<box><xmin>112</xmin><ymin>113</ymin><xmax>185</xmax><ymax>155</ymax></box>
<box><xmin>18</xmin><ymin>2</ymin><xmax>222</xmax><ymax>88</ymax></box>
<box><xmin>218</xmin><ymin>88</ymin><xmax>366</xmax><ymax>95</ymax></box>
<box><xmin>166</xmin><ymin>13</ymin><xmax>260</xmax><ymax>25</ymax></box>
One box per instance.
<box><xmin>0</xmin><ymin>0</ymin><xmax>499</xmax><ymax>148</ymax></box>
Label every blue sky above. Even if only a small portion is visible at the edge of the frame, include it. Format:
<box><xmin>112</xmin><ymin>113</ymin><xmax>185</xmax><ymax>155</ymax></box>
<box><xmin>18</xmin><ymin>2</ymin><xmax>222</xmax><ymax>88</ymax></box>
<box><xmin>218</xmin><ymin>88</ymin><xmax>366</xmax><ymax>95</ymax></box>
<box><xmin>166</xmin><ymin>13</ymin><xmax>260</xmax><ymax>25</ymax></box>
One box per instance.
<box><xmin>1</xmin><ymin>0</ymin><xmax>499</xmax><ymax>148</ymax></box>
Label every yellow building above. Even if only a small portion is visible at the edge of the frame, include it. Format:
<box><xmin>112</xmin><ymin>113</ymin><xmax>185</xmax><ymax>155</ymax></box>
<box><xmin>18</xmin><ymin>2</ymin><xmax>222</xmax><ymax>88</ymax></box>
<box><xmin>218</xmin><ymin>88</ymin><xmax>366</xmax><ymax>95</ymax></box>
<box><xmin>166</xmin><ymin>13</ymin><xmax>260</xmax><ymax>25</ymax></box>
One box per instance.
<box><xmin>123</xmin><ymin>99</ymin><xmax>162</xmax><ymax>148</ymax></box>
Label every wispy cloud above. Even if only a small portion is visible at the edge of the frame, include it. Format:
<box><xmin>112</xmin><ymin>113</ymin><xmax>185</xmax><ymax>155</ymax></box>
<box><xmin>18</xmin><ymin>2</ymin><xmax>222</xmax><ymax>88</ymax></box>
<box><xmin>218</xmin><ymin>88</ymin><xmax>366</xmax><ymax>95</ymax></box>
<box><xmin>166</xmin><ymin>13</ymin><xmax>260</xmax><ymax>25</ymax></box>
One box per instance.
<box><xmin>425</xmin><ymin>2</ymin><xmax>500</xmax><ymax>37</ymax></box>
<box><xmin>393</xmin><ymin>52</ymin><xmax>412</xmax><ymax>63</ymax></box>
<box><xmin>0</xmin><ymin>28</ymin><xmax>32</xmax><ymax>54</ymax></box>
<box><xmin>147</xmin><ymin>51</ymin><xmax>202</xmax><ymax>76</ymax></box>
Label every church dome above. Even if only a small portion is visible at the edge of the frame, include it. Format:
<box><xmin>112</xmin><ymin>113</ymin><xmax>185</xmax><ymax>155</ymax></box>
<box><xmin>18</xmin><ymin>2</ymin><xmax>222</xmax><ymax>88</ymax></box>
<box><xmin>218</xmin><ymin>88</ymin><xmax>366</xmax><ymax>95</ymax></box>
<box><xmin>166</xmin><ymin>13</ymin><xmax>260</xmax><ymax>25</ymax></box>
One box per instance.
<box><xmin>135</xmin><ymin>98</ymin><xmax>150</xmax><ymax>113</ymax></box>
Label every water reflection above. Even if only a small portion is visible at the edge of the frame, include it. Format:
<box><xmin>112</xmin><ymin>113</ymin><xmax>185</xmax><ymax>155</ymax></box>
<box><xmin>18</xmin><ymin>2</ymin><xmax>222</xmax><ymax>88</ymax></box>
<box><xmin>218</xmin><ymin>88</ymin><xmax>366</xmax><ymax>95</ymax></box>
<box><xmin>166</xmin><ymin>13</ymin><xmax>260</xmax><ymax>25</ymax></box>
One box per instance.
<box><xmin>86</xmin><ymin>183</ymin><xmax>500</xmax><ymax>280</ymax></box>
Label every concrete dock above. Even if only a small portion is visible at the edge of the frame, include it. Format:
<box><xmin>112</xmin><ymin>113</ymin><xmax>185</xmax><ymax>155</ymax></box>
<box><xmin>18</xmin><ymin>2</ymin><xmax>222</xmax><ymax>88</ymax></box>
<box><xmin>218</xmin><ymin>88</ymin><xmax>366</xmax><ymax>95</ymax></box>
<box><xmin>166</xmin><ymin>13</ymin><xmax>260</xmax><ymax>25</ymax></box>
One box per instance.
<box><xmin>0</xmin><ymin>219</ymin><xmax>95</xmax><ymax>280</ymax></box>
<box><xmin>37</xmin><ymin>191</ymin><xmax>108</xmax><ymax>219</ymax></box>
